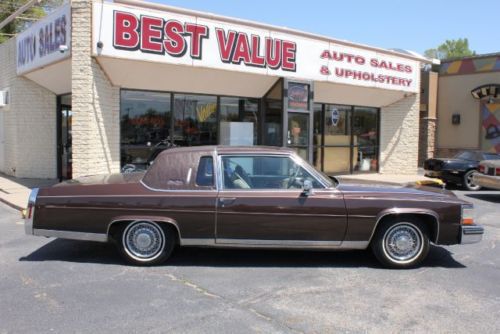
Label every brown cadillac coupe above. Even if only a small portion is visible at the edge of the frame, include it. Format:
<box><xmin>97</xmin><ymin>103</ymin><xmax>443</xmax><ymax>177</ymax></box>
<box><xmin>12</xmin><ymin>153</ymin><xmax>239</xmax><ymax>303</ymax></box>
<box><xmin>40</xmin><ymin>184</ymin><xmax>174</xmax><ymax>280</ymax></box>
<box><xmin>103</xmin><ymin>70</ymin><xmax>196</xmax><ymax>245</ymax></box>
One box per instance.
<box><xmin>25</xmin><ymin>146</ymin><xmax>483</xmax><ymax>268</ymax></box>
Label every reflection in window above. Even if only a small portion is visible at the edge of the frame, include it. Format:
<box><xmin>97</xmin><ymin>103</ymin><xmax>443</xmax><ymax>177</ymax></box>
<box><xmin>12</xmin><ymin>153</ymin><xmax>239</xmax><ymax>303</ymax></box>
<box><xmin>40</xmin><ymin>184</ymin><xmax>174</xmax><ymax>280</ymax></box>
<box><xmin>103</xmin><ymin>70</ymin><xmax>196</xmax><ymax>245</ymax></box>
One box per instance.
<box><xmin>120</xmin><ymin>90</ymin><xmax>171</xmax><ymax>169</ymax></box>
<box><xmin>174</xmin><ymin>94</ymin><xmax>217</xmax><ymax>146</ymax></box>
<box><xmin>219</xmin><ymin>97</ymin><xmax>259</xmax><ymax>145</ymax></box>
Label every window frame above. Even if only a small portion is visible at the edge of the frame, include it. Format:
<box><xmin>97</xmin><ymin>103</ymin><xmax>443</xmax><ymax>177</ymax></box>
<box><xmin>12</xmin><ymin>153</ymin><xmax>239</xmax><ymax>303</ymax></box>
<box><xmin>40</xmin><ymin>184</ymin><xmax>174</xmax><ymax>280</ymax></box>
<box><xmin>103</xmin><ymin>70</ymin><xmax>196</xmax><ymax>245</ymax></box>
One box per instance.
<box><xmin>217</xmin><ymin>153</ymin><xmax>330</xmax><ymax>192</ymax></box>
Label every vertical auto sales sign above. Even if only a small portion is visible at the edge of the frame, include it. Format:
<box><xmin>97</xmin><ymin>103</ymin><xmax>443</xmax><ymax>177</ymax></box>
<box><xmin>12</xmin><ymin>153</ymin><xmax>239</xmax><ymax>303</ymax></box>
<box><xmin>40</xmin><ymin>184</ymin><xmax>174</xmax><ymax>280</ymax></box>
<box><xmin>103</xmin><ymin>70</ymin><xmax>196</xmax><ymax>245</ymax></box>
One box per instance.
<box><xmin>93</xmin><ymin>2</ymin><xmax>419</xmax><ymax>93</ymax></box>
<box><xmin>16</xmin><ymin>4</ymin><xmax>71</xmax><ymax>75</ymax></box>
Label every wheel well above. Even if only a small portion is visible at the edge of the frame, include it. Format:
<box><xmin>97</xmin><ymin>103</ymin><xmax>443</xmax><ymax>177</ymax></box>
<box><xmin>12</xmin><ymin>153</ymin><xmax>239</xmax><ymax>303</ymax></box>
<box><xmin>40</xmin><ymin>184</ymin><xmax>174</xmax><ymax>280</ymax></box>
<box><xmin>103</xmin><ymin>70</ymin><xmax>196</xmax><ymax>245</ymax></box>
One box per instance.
<box><xmin>107</xmin><ymin>220</ymin><xmax>180</xmax><ymax>245</ymax></box>
<box><xmin>374</xmin><ymin>213</ymin><xmax>439</xmax><ymax>243</ymax></box>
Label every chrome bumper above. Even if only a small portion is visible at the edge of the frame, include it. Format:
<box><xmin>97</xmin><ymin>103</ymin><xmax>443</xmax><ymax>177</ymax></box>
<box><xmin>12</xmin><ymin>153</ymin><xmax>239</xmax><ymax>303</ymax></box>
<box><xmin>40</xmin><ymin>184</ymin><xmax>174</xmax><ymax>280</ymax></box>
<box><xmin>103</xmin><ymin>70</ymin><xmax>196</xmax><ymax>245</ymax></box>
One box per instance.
<box><xmin>460</xmin><ymin>225</ymin><xmax>484</xmax><ymax>244</ymax></box>
<box><xmin>24</xmin><ymin>188</ymin><xmax>39</xmax><ymax>235</ymax></box>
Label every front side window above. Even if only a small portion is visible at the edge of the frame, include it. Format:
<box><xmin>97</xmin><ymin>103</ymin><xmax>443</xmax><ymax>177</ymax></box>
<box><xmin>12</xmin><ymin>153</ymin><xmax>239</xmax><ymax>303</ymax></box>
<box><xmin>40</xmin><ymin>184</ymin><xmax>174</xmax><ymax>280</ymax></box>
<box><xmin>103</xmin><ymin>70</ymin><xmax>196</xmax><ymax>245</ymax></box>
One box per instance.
<box><xmin>221</xmin><ymin>155</ymin><xmax>323</xmax><ymax>190</ymax></box>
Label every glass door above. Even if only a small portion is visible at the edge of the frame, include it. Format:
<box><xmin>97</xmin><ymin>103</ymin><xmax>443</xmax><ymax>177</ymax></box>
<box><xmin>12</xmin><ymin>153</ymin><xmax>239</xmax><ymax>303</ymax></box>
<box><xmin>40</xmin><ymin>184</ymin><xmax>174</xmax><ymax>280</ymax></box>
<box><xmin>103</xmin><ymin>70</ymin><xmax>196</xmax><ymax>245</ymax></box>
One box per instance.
<box><xmin>57</xmin><ymin>95</ymin><xmax>72</xmax><ymax>180</ymax></box>
<box><xmin>284</xmin><ymin>80</ymin><xmax>313</xmax><ymax>162</ymax></box>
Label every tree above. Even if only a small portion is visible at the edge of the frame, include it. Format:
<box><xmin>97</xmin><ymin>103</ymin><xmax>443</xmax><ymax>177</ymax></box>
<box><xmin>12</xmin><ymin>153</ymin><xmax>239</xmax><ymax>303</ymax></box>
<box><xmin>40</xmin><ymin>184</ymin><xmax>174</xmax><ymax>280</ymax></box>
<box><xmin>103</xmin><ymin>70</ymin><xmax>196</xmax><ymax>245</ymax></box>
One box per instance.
<box><xmin>0</xmin><ymin>0</ymin><xmax>63</xmax><ymax>43</ymax></box>
<box><xmin>424</xmin><ymin>38</ymin><xmax>476</xmax><ymax>60</ymax></box>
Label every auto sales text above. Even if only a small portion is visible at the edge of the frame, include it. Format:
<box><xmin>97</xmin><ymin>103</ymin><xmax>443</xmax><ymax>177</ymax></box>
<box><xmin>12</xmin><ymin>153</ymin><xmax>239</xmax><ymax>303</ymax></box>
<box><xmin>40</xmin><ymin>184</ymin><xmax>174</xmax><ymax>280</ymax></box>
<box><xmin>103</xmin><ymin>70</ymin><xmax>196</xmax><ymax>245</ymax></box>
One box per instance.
<box><xmin>320</xmin><ymin>50</ymin><xmax>413</xmax><ymax>87</ymax></box>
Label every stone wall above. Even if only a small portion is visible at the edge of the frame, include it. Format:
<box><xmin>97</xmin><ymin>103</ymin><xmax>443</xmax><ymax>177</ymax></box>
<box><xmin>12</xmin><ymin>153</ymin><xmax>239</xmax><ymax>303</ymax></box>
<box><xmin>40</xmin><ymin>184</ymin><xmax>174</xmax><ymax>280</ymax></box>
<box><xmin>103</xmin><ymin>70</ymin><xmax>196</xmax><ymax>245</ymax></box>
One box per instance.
<box><xmin>379</xmin><ymin>91</ymin><xmax>421</xmax><ymax>174</ymax></box>
<box><xmin>71</xmin><ymin>0</ymin><xmax>120</xmax><ymax>178</ymax></box>
<box><xmin>0</xmin><ymin>38</ymin><xmax>57</xmax><ymax>178</ymax></box>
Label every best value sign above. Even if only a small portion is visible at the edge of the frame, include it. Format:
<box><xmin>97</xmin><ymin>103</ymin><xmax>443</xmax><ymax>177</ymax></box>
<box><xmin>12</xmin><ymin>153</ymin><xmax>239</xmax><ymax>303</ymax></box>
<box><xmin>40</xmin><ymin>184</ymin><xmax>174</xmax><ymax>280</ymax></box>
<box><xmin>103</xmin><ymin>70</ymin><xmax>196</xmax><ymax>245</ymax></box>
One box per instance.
<box><xmin>16</xmin><ymin>4</ymin><xmax>71</xmax><ymax>75</ymax></box>
<box><xmin>93</xmin><ymin>3</ymin><xmax>419</xmax><ymax>92</ymax></box>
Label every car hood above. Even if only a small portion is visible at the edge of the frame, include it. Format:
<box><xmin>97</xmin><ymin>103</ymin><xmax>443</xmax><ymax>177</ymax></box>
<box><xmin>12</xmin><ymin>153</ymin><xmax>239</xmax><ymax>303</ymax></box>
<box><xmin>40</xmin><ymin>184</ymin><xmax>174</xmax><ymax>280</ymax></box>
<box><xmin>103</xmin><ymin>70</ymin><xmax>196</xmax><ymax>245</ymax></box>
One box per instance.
<box><xmin>337</xmin><ymin>181</ymin><xmax>466</xmax><ymax>202</ymax></box>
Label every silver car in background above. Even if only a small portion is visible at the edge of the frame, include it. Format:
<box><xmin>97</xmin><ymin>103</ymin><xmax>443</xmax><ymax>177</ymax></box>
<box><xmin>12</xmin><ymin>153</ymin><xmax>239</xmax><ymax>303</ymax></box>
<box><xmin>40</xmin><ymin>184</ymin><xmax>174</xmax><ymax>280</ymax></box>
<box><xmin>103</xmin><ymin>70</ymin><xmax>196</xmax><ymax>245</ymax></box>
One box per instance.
<box><xmin>473</xmin><ymin>160</ymin><xmax>500</xmax><ymax>190</ymax></box>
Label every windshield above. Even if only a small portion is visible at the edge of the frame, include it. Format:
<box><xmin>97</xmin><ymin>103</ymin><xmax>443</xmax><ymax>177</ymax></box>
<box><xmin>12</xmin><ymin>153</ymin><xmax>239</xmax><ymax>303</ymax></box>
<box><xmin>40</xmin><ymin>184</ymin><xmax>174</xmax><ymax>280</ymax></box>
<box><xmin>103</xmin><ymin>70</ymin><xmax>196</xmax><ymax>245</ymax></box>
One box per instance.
<box><xmin>483</xmin><ymin>153</ymin><xmax>499</xmax><ymax>160</ymax></box>
<box><xmin>454</xmin><ymin>151</ymin><xmax>475</xmax><ymax>160</ymax></box>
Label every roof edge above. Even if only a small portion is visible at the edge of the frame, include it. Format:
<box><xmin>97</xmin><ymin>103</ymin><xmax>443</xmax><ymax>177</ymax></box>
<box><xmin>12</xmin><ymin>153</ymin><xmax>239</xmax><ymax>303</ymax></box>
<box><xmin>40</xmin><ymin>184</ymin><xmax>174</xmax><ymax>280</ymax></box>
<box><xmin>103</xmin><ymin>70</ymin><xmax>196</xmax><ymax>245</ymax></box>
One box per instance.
<box><xmin>112</xmin><ymin>0</ymin><xmax>432</xmax><ymax>64</ymax></box>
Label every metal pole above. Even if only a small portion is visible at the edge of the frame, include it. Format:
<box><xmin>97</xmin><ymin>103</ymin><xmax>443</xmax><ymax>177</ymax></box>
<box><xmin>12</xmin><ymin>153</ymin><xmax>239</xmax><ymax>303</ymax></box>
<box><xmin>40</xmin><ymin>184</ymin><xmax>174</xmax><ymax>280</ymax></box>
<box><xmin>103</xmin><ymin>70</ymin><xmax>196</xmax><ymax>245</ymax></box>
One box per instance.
<box><xmin>0</xmin><ymin>0</ymin><xmax>41</xmax><ymax>31</ymax></box>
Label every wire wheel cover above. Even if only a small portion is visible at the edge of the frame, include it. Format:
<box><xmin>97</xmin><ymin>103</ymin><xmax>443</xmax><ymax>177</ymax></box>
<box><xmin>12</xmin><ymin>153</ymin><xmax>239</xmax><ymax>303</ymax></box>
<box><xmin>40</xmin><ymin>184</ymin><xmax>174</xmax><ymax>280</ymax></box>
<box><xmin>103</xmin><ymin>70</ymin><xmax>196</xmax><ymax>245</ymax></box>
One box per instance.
<box><xmin>383</xmin><ymin>223</ymin><xmax>423</xmax><ymax>263</ymax></box>
<box><xmin>123</xmin><ymin>221</ymin><xmax>165</xmax><ymax>260</ymax></box>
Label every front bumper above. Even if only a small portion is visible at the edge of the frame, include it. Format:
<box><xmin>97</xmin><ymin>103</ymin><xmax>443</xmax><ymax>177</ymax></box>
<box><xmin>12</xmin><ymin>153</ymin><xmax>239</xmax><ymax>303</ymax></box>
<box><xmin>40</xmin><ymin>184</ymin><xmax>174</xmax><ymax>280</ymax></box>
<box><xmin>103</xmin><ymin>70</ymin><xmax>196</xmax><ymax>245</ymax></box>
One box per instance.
<box><xmin>472</xmin><ymin>173</ymin><xmax>500</xmax><ymax>190</ymax></box>
<box><xmin>460</xmin><ymin>225</ymin><xmax>484</xmax><ymax>244</ymax></box>
<box><xmin>424</xmin><ymin>170</ymin><xmax>463</xmax><ymax>183</ymax></box>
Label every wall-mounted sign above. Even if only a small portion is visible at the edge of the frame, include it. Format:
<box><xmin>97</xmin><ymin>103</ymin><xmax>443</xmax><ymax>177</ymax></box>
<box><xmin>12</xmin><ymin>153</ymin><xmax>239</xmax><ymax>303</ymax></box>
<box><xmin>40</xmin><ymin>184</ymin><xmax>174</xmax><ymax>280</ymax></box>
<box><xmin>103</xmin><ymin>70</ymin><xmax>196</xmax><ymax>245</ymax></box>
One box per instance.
<box><xmin>287</xmin><ymin>82</ymin><xmax>309</xmax><ymax>110</ymax></box>
<box><xmin>16</xmin><ymin>4</ymin><xmax>71</xmax><ymax>75</ymax></box>
<box><xmin>331</xmin><ymin>108</ymin><xmax>340</xmax><ymax>126</ymax></box>
<box><xmin>93</xmin><ymin>3</ymin><xmax>419</xmax><ymax>93</ymax></box>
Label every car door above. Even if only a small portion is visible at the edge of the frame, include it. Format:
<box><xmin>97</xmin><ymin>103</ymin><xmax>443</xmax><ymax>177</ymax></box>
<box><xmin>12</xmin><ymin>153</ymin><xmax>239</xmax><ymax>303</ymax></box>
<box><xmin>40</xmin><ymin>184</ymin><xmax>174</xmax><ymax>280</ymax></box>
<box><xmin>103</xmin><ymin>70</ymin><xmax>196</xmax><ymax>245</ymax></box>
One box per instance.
<box><xmin>216</xmin><ymin>154</ymin><xmax>347</xmax><ymax>246</ymax></box>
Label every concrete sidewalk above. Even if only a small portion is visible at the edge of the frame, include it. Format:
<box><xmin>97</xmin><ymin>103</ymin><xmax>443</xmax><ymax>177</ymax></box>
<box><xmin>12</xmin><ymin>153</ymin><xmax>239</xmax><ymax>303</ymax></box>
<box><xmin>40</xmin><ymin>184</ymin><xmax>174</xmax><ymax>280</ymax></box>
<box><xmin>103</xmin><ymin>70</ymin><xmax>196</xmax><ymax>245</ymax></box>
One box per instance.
<box><xmin>0</xmin><ymin>173</ymin><xmax>57</xmax><ymax>211</ymax></box>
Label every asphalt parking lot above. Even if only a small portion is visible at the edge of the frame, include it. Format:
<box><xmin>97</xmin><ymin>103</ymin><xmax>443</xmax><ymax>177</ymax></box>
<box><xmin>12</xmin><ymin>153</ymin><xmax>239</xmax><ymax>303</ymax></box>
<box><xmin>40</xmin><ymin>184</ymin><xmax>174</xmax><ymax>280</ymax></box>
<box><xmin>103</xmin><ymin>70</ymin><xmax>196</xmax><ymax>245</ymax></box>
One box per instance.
<box><xmin>0</xmin><ymin>189</ymin><xmax>499</xmax><ymax>333</ymax></box>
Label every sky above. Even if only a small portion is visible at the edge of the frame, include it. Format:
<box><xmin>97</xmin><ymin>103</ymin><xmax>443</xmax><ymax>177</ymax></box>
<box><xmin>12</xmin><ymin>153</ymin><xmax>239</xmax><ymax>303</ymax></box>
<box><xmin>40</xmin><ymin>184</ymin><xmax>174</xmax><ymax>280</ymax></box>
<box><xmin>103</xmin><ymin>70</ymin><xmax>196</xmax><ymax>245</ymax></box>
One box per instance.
<box><xmin>149</xmin><ymin>0</ymin><xmax>499</xmax><ymax>56</ymax></box>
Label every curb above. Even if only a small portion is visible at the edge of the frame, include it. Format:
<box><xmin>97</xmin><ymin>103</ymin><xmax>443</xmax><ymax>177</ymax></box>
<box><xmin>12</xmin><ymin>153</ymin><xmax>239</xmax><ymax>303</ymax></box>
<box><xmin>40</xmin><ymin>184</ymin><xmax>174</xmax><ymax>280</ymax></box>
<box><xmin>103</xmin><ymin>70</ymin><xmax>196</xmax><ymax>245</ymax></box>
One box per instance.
<box><xmin>0</xmin><ymin>197</ymin><xmax>24</xmax><ymax>212</ymax></box>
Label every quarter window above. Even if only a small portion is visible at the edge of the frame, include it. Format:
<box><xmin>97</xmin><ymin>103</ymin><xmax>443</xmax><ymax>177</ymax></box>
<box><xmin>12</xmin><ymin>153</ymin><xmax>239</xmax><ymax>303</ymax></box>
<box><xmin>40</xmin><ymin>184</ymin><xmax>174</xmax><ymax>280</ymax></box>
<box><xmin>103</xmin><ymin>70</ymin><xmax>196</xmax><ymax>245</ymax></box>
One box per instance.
<box><xmin>196</xmin><ymin>156</ymin><xmax>214</xmax><ymax>187</ymax></box>
<box><xmin>221</xmin><ymin>155</ymin><xmax>322</xmax><ymax>190</ymax></box>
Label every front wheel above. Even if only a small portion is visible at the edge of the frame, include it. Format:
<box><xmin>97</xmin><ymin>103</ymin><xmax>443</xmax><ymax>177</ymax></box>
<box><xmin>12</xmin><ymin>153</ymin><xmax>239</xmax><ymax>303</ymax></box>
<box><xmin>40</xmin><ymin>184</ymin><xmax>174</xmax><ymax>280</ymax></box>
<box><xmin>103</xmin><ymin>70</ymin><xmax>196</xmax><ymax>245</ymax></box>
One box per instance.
<box><xmin>463</xmin><ymin>170</ymin><xmax>481</xmax><ymax>191</ymax></box>
<box><xmin>371</xmin><ymin>218</ymin><xmax>430</xmax><ymax>269</ymax></box>
<box><xmin>119</xmin><ymin>220</ymin><xmax>175</xmax><ymax>266</ymax></box>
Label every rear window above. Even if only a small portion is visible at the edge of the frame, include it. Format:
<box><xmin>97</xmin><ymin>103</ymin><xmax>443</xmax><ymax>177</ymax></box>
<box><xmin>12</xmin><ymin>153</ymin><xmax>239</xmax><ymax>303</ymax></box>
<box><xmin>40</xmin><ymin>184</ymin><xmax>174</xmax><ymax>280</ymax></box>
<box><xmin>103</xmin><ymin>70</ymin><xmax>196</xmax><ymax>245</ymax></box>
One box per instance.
<box><xmin>196</xmin><ymin>156</ymin><xmax>214</xmax><ymax>187</ymax></box>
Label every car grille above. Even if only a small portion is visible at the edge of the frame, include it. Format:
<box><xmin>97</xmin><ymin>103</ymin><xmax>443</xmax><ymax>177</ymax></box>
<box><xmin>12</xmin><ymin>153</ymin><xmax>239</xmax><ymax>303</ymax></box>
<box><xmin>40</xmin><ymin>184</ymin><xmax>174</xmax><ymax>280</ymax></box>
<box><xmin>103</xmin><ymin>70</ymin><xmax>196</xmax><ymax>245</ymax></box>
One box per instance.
<box><xmin>424</xmin><ymin>160</ymin><xmax>443</xmax><ymax>171</ymax></box>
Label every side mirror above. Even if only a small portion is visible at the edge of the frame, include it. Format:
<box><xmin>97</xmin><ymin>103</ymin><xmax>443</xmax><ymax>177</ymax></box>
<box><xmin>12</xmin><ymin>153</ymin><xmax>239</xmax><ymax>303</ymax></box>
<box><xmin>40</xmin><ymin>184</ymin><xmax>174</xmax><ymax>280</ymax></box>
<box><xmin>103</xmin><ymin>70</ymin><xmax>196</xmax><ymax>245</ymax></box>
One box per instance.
<box><xmin>302</xmin><ymin>179</ymin><xmax>314</xmax><ymax>196</ymax></box>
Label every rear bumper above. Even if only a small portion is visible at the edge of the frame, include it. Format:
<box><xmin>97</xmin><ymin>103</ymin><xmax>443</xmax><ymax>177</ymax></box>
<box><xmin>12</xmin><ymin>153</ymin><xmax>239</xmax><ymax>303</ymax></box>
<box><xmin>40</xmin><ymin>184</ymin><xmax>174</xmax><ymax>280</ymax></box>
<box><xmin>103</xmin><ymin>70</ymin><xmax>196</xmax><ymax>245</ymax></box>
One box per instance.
<box><xmin>472</xmin><ymin>173</ymin><xmax>500</xmax><ymax>190</ymax></box>
<box><xmin>460</xmin><ymin>225</ymin><xmax>484</xmax><ymax>244</ymax></box>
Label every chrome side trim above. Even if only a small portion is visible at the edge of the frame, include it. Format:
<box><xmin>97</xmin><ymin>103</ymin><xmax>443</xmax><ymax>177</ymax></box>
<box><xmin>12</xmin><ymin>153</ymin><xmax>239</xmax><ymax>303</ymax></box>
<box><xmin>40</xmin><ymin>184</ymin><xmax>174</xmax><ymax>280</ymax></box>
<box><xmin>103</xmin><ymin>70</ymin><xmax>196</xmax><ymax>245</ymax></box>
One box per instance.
<box><xmin>33</xmin><ymin>229</ymin><xmax>108</xmax><ymax>242</ymax></box>
<box><xmin>460</xmin><ymin>225</ymin><xmax>484</xmax><ymax>244</ymax></box>
<box><xmin>180</xmin><ymin>238</ymin><xmax>368</xmax><ymax>249</ymax></box>
<box><xmin>367</xmin><ymin>209</ymin><xmax>440</xmax><ymax>244</ymax></box>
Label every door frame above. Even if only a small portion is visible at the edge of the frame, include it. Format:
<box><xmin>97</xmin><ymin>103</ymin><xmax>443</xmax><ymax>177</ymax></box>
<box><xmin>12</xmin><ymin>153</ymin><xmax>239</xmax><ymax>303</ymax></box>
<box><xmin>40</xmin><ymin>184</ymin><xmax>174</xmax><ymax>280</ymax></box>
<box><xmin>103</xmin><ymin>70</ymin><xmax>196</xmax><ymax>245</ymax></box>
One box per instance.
<box><xmin>56</xmin><ymin>94</ymin><xmax>72</xmax><ymax>181</ymax></box>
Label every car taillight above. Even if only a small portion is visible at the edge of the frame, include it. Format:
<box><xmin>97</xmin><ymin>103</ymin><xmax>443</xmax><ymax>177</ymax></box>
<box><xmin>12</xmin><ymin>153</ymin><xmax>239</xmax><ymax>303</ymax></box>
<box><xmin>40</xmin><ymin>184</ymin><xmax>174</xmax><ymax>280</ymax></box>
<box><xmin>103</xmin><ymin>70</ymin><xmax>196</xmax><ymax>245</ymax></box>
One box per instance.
<box><xmin>478</xmin><ymin>165</ymin><xmax>485</xmax><ymax>173</ymax></box>
<box><xmin>461</xmin><ymin>205</ymin><xmax>474</xmax><ymax>225</ymax></box>
<box><xmin>496</xmin><ymin>168</ymin><xmax>500</xmax><ymax>176</ymax></box>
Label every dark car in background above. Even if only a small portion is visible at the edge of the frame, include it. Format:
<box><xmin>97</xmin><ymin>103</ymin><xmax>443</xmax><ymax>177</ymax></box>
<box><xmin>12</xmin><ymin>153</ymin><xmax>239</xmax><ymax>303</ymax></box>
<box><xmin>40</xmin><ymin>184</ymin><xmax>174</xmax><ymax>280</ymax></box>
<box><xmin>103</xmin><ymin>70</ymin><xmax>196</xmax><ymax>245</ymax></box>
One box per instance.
<box><xmin>424</xmin><ymin>151</ymin><xmax>500</xmax><ymax>190</ymax></box>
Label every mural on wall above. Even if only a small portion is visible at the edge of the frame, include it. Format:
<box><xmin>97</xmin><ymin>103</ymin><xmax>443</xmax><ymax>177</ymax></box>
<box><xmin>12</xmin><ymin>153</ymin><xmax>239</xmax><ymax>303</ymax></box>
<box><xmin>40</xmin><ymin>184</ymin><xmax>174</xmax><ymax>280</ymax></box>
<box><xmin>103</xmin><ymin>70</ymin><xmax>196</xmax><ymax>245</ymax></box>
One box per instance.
<box><xmin>441</xmin><ymin>56</ymin><xmax>500</xmax><ymax>75</ymax></box>
<box><xmin>481</xmin><ymin>102</ymin><xmax>500</xmax><ymax>153</ymax></box>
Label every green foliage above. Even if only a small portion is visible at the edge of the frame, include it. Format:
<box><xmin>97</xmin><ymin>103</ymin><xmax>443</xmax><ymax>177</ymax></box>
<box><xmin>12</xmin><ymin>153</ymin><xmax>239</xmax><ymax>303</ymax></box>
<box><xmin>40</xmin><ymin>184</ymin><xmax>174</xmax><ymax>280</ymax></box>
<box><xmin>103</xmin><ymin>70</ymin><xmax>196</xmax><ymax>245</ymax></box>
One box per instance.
<box><xmin>0</xmin><ymin>0</ymin><xmax>63</xmax><ymax>43</ymax></box>
<box><xmin>424</xmin><ymin>38</ymin><xmax>476</xmax><ymax>60</ymax></box>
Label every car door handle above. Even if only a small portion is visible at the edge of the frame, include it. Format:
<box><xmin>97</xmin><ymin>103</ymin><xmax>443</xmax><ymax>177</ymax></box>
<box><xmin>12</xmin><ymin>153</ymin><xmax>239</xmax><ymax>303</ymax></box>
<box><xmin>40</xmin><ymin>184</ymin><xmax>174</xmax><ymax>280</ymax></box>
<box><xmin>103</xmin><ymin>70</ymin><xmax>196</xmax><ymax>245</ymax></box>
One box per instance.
<box><xmin>219</xmin><ymin>197</ymin><xmax>236</xmax><ymax>207</ymax></box>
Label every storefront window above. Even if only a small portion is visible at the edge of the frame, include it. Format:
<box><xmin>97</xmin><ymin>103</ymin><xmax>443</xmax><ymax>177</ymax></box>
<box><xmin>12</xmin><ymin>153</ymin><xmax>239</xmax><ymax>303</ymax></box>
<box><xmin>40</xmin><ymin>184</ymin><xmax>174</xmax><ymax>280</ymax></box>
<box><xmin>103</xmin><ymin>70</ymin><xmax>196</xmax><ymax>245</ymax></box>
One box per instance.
<box><xmin>120</xmin><ymin>90</ymin><xmax>171</xmax><ymax>169</ymax></box>
<box><xmin>314</xmin><ymin>103</ymin><xmax>379</xmax><ymax>174</ymax></box>
<box><xmin>353</xmin><ymin>107</ymin><xmax>378</xmax><ymax>172</ymax></box>
<box><xmin>219</xmin><ymin>97</ymin><xmax>259</xmax><ymax>145</ymax></box>
<box><xmin>173</xmin><ymin>94</ymin><xmax>218</xmax><ymax>146</ymax></box>
<box><xmin>263</xmin><ymin>79</ymin><xmax>283</xmax><ymax>146</ymax></box>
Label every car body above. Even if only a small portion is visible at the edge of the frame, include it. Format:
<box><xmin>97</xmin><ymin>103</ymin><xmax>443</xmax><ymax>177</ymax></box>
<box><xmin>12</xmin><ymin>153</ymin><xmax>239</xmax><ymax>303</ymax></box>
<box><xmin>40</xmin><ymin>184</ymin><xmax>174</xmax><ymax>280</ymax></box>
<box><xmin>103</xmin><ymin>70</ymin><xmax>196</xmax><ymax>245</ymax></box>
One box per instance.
<box><xmin>473</xmin><ymin>160</ymin><xmax>500</xmax><ymax>190</ymax></box>
<box><xmin>25</xmin><ymin>146</ymin><xmax>484</xmax><ymax>268</ymax></box>
<box><xmin>424</xmin><ymin>150</ymin><xmax>500</xmax><ymax>190</ymax></box>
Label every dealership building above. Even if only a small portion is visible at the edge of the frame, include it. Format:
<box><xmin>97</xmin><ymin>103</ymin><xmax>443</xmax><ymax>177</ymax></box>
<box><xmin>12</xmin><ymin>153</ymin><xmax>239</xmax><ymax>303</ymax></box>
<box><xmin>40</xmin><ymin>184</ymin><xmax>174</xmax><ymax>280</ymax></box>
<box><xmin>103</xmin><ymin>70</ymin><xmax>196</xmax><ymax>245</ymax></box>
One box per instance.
<box><xmin>0</xmin><ymin>0</ymin><xmax>432</xmax><ymax>180</ymax></box>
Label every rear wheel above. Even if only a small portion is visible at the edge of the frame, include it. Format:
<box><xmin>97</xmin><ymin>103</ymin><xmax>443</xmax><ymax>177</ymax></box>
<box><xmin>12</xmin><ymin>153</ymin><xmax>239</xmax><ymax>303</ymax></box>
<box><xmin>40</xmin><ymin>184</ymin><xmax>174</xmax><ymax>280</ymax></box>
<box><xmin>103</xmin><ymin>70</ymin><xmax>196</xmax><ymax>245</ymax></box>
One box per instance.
<box><xmin>371</xmin><ymin>217</ymin><xmax>430</xmax><ymax>269</ymax></box>
<box><xmin>463</xmin><ymin>170</ymin><xmax>481</xmax><ymax>191</ymax></box>
<box><xmin>119</xmin><ymin>220</ymin><xmax>175</xmax><ymax>266</ymax></box>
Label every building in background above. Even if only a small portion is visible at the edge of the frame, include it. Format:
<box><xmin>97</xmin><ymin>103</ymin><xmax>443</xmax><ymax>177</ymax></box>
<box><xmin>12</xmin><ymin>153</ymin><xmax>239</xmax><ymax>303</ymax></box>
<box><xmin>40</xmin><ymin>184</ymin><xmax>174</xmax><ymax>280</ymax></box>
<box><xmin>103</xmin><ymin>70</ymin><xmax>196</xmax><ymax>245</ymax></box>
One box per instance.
<box><xmin>0</xmin><ymin>0</ymin><xmax>432</xmax><ymax>180</ymax></box>
<box><xmin>436</xmin><ymin>53</ymin><xmax>500</xmax><ymax>157</ymax></box>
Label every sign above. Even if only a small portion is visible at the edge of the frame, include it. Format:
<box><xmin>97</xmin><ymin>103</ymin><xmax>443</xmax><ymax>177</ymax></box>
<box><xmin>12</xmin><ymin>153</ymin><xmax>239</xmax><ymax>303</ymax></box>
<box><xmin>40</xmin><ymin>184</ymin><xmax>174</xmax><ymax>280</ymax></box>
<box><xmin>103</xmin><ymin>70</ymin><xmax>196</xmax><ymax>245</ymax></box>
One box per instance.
<box><xmin>16</xmin><ymin>4</ymin><xmax>71</xmax><ymax>75</ymax></box>
<box><xmin>287</xmin><ymin>82</ymin><xmax>309</xmax><ymax>110</ymax></box>
<box><xmin>93</xmin><ymin>3</ymin><xmax>419</xmax><ymax>93</ymax></box>
<box><xmin>331</xmin><ymin>108</ymin><xmax>340</xmax><ymax>127</ymax></box>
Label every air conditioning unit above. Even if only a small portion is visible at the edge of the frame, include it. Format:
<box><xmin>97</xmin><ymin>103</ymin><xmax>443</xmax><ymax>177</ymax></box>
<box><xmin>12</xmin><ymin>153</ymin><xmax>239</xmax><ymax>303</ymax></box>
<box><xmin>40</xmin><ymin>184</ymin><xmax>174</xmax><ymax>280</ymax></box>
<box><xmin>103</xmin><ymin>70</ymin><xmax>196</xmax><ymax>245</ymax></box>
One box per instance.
<box><xmin>0</xmin><ymin>89</ymin><xmax>9</xmax><ymax>108</ymax></box>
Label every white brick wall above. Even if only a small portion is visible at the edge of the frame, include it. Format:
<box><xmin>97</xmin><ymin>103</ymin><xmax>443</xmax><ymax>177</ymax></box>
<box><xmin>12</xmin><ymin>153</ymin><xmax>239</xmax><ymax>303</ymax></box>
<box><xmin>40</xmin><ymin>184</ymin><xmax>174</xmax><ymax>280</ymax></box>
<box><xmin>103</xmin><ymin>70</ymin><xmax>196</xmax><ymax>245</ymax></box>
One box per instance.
<box><xmin>71</xmin><ymin>0</ymin><xmax>120</xmax><ymax>178</ymax></box>
<box><xmin>0</xmin><ymin>38</ymin><xmax>57</xmax><ymax>178</ymax></box>
<box><xmin>379</xmin><ymin>89</ymin><xmax>421</xmax><ymax>174</ymax></box>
